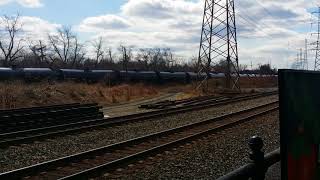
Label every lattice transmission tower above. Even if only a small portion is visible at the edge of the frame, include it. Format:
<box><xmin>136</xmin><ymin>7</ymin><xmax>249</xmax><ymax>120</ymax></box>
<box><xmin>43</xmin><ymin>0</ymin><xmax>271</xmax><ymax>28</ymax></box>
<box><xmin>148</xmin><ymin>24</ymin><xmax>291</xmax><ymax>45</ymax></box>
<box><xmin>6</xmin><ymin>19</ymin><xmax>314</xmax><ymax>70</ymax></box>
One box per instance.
<box><xmin>197</xmin><ymin>0</ymin><xmax>240</xmax><ymax>92</ymax></box>
<box><xmin>312</xmin><ymin>7</ymin><xmax>320</xmax><ymax>70</ymax></box>
<box><xmin>293</xmin><ymin>48</ymin><xmax>304</xmax><ymax>70</ymax></box>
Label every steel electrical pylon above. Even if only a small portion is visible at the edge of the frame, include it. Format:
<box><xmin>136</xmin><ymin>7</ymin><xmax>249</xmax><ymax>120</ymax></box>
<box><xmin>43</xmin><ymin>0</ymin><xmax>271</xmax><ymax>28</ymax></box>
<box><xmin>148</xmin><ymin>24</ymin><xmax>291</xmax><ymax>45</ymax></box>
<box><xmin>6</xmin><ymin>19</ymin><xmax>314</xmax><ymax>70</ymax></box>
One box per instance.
<box><xmin>197</xmin><ymin>0</ymin><xmax>240</xmax><ymax>92</ymax></box>
<box><xmin>312</xmin><ymin>7</ymin><xmax>320</xmax><ymax>71</ymax></box>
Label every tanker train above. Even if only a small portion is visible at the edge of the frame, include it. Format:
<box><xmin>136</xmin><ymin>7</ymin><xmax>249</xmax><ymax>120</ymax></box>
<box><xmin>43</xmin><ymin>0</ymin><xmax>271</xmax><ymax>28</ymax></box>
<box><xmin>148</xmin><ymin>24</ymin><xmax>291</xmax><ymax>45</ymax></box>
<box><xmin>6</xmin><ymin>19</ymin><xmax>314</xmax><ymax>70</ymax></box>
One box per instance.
<box><xmin>0</xmin><ymin>67</ymin><xmax>276</xmax><ymax>83</ymax></box>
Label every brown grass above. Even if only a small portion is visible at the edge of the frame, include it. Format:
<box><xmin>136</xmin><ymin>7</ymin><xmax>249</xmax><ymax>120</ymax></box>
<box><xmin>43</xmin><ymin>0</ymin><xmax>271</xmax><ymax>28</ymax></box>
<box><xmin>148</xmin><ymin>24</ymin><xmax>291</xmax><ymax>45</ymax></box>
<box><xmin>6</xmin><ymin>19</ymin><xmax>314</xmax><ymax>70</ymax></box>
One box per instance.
<box><xmin>173</xmin><ymin>77</ymin><xmax>278</xmax><ymax>96</ymax></box>
<box><xmin>239</xmin><ymin>77</ymin><xmax>278</xmax><ymax>88</ymax></box>
<box><xmin>0</xmin><ymin>81</ymin><xmax>158</xmax><ymax>109</ymax></box>
<box><xmin>0</xmin><ymin>77</ymin><xmax>277</xmax><ymax>109</ymax></box>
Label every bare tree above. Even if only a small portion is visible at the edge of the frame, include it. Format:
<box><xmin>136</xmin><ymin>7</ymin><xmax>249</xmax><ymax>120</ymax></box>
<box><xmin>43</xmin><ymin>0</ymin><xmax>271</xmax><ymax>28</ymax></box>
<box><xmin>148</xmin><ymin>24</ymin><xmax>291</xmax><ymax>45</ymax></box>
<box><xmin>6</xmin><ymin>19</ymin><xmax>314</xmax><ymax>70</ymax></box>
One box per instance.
<box><xmin>48</xmin><ymin>26</ymin><xmax>71</xmax><ymax>64</ymax></box>
<box><xmin>149</xmin><ymin>48</ymin><xmax>170</xmax><ymax>71</ymax></box>
<box><xmin>48</xmin><ymin>26</ymin><xmax>85</xmax><ymax>67</ymax></box>
<box><xmin>0</xmin><ymin>14</ymin><xmax>24</xmax><ymax>67</ymax></box>
<box><xmin>135</xmin><ymin>48</ymin><xmax>151</xmax><ymax>70</ymax></box>
<box><xmin>91</xmin><ymin>37</ymin><xmax>119</xmax><ymax>69</ymax></box>
<box><xmin>92</xmin><ymin>36</ymin><xmax>105</xmax><ymax>67</ymax></box>
<box><xmin>29</xmin><ymin>40</ymin><xmax>48</xmax><ymax>65</ymax></box>
<box><xmin>163</xmin><ymin>48</ymin><xmax>174</xmax><ymax>69</ymax></box>
<box><xmin>95</xmin><ymin>47</ymin><xmax>116</xmax><ymax>69</ymax></box>
<box><xmin>107</xmin><ymin>48</ymin><xmax>114</xmax><ymax>63</ymax></box>
<box><xmin>188</xmin><ymin>56</ymin><xmax>198</xmax><ymax>72</ymax></box>
<box><xmin>70</xmin><ymin>37</ymin><xmax>85</xmax><ymax>67</ymax></box>
<box><xmin>239</xmin><ymin>64</ymin><xmax>248</xmax><ymax>72</ymax></box>
<box><xmin>118</xmin><ymin>44</ymin><xmax>132</xmax><ymax>71</ymax></box>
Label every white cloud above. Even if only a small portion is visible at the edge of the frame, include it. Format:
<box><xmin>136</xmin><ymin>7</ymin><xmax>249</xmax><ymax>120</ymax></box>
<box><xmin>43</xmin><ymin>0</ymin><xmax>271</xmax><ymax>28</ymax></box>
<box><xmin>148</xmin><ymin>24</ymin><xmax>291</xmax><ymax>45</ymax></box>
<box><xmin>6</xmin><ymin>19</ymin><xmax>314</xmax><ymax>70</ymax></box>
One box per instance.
<box><xmin>77</xmin><ymin>15</ymin><xmax>131</xmax><ymax>32</ymax></box>
<box><xmin>0</xmin><ymin>0</ymin><xmax>11</xmax><ymax>6</ymax></box>
<box><xmin>20</xmin><ymin>16</ymin><xmax>60</xmax><ymax>39</ymax></box>
<box><xmin>76</xmin><ymin>0</ymin><xmax>320</xmax><ymax>68</ymax></box>
<box><xmin>17</xmin><ymin>0</ymin><xmax>42</xmax><ymax>8</ymax></box>
<box><xmin>0</xmin><ymin>16</ymin><xmax>60</xmax><ymax>48</ymax></box>
<box><xmin>121</xmin><ymin>0</ymin><xmax>201</xmax><ymax>19</ymax></box>
<box><xmin>2</xmin><ymin>0</ymin><xmax>317</xmax><ymax>68</ymax></box>
<box><xmin>0</xmin><ymin>0</ymin><xmax>43</xmax><ymax>8</ymax></box>
<box><xmin>77</xmin><ymin>0</ymin><xmax>203</xmax><ymax>61</ymax></box>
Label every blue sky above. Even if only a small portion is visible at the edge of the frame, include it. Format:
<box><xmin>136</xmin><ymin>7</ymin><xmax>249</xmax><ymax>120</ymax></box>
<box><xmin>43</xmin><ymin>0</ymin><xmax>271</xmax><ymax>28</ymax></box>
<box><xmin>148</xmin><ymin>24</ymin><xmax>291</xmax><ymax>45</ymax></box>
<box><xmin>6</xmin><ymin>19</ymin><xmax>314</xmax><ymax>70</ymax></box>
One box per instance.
<box><xmin>0</xmin><ymin>0</ymin><xmax>126</xmax><ymax>25</ymax></box>
<box><xmin>0</xmin><ymin>0</ymin><xmax>319</xmax><ymax>69</ymax></box>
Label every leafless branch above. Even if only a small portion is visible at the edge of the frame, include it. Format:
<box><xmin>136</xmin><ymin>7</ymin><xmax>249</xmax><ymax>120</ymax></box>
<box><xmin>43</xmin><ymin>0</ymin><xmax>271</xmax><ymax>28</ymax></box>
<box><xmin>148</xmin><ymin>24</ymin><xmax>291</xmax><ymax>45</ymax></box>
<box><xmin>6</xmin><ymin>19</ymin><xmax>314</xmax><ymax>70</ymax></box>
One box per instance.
<box><xmin>0</xmin><ymin>14</ymin><xmax>24</xmax><ymax>66</ymax></box>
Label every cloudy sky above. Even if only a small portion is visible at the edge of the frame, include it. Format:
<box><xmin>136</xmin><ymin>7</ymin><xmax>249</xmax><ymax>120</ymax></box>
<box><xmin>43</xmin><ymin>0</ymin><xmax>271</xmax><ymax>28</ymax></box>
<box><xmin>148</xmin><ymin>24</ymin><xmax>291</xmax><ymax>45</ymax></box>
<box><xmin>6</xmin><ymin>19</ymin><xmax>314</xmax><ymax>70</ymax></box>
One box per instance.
<box><xmin>0</xmin><ymin>0</ymin><xmax>319</xmax><ymax>69</ymax></box>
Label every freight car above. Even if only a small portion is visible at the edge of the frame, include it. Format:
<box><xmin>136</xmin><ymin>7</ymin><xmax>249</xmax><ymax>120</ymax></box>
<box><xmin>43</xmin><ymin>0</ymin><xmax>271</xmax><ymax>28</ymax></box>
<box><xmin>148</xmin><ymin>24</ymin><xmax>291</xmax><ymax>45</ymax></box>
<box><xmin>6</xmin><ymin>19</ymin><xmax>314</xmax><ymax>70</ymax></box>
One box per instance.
<box><xmin>159</xmin><ymin>72</ymin><xmax>189</xmax><ymax>83</ymax></box>
<box><xmin>58</xmin><ymin>69</ymin><xmax>87</xmax><ymax>81</ymax></box>
<box><xmin>86</xmin><ymin>70</ymin><xmax>119</xmax><ymax>83</ymax></box>
<box><xmin>0</xmin><ymin>67</ymin><xmax>277</xmax><ymax>84</ymax></box>
<box><xmin>22</xmin><ymin>68</ymin><xmax>55</xmax><ymax>81</ymax></box>
<box><xmin>187</xmin><ymin>72</ymin><xmax>198</xmax><ymax>82</ymax></box>
<box><xmin>210</xmin><ymin>73</ymin><xmax>225</xmax><ymax>78</ymax></box>
<box><xmin>135</xmin><ymin>71</ymin><xmax>160</xmax><ymax>82</ymax></box>
<box><xmin>0</xmin><ymin>67</ymin><xmax>20</xmax><ymax>80</ymax></box>
<box><xmin>119</xmin><ymin>70</ymin><xmax>139</xmax><ymax>81</ymax></box>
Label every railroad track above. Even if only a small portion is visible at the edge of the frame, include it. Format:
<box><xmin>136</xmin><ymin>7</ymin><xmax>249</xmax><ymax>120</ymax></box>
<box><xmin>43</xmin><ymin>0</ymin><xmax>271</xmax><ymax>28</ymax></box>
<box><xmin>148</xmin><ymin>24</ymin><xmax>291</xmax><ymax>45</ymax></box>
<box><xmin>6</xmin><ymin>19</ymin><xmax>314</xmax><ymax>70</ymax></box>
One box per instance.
<box><xmin>0</xmin><ymin>91</ymin><xmax>277</xmax><ymax>148</ymax></box>
<box><xmin>139</xmin><ymin>94</ymin><xmax>229</xmax><ymax>109</ymax></box>
<box><xmin>0</xmin><ymin>101</ymin><xmax>279</xmax><ymax>180</ymax></box>
<box><xmin>0</xmin><ymin>104</ymin><xmax>103</xmax><ymax>134</ymax></box>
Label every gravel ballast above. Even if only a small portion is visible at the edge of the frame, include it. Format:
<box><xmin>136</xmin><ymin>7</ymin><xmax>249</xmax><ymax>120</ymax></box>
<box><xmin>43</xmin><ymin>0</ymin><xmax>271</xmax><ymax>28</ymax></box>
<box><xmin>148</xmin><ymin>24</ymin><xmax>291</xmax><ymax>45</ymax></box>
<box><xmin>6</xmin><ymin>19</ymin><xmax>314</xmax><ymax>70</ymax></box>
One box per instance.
<box><xmin>116</xmin><ymin>112</ymin><xmax>280</xmax><ymax>179</ymax></box>
<box><xmin>0</xmin><ymin>95</ymin><xmax>278</xmax><ymax>172</ymax></box>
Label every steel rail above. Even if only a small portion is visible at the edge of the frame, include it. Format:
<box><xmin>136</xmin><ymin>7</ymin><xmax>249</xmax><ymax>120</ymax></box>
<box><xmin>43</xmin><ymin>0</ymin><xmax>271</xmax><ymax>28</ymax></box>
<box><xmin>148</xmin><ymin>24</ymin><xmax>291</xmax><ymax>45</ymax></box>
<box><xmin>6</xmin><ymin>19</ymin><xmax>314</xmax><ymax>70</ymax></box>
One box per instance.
<box><xmin>0</xmin><ymin>105</ymin><xmax>101</xmax><ymax>119</ymax></box>
<box><xmin>0</xmin><ymin>103</ymin><xmax>80</xmax><ymax>112</ymax></box>
<box><xmin>0</xmin><ymin>103</ymin><xmax>96</xmax><ymax>115</ymax></box>
<box><xmin>139</xmin><ymin>95</ymin><xmax>228</xmax><ymax>109</ymax></box>
<box><xmin>0</xmin><ymin>101</ymin><xmax>279</xmax><ymax>179</ymax></box>
<box><xmin>0</xmin><ymin>92</ymin><xmax>277</xmax><ymax>148</ymax></box>
<box><xmin>0</xmin><ymin>106</ymin><xmax>102</xmax><ymax>134</ymax></box>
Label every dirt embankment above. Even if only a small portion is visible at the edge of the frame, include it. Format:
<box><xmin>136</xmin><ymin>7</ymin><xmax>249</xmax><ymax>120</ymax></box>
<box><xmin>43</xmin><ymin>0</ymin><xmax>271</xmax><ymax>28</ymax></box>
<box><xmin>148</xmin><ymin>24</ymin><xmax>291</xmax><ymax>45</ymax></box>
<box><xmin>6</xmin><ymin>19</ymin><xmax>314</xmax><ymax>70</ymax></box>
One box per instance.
<box><xmin>0</xmin><ymin>81</ymin><xmax>159</xmax><ymax>109</ymax></box>
<box><xmin>0</xmin><ymin>77</ymin><xmax>278</xmax><ymax>110</ymax></box>
<box><xmin>207</xmin><ymin>77</ymin><xmax>278</xmax><ymax>89</ymax></box>
<box><xmin>240</xmin><ymin>77</ymin><xmax>278</xmax><ymax>88</ymax></box>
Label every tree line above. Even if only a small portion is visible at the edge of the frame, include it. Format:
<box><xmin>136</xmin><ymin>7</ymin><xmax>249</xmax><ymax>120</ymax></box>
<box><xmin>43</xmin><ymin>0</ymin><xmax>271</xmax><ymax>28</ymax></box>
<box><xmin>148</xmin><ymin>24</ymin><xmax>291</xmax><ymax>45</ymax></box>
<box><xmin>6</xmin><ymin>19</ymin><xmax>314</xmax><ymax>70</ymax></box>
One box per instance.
<box><xmin>0</xmin><ymin>14</ymin><xmax>276</xmax><ymax>74</ymax></box>
<box><xmin>0</xmin><ymin>14</ymin><xmax>196</xmax><ymax>72</ymax></box>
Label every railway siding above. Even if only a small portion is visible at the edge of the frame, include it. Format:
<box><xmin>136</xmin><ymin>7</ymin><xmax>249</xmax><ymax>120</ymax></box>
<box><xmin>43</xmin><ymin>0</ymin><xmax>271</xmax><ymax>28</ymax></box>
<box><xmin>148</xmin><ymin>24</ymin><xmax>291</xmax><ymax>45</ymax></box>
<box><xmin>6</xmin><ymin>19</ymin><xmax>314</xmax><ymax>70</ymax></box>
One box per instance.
<box><xmin>0</xmin><ymin>102</ymin><xmax>278</xmax><ymax>179</ymax></box>
<box><xmin>0</xmin><ymin>92</ymin><xmax>276</xmax><ymax>148</ymax></box>
<box><xmin>0</xmin><ymin>94</ymin><xmax>278</xmax><ymax>173</ymax></box>
<box><xmin>117</xmin><ymin>112</ymin><xmax>280</xmax><ymax>179</ymax></box>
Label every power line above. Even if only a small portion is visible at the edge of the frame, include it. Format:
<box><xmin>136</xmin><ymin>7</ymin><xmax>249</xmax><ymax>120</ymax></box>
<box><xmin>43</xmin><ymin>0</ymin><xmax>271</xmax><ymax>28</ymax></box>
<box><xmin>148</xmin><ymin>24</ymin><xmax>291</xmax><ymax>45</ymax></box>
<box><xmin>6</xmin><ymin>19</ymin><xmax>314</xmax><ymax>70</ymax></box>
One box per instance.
<box><xmin>311</xmin><ymin>7</ymin><xmax>320</xmax><ymax>70</ymax></box>
<box><xmin>237</xmin><ymin>7</ymin><xmax>275</xmax><ymax>31</ymax></box>
<box><xmin>236</xmin><ymin>12</ymin><xmax>280</xmax><ymax>40</ymax></box>
<box><xmin>251</xmin><ymin>0</ymin><xmax>295</xmax><ymax>28</ymax></box>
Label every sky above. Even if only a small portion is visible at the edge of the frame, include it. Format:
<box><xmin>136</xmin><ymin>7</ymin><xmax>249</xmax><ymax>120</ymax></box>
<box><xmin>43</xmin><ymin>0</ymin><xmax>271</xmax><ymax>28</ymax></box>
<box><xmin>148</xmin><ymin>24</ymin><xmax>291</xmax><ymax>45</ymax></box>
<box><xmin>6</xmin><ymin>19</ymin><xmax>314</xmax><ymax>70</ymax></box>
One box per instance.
<box><xmin>0</xmin><ymin>0</ymin><xmax>319</xmax><ymax>69</ymax></box>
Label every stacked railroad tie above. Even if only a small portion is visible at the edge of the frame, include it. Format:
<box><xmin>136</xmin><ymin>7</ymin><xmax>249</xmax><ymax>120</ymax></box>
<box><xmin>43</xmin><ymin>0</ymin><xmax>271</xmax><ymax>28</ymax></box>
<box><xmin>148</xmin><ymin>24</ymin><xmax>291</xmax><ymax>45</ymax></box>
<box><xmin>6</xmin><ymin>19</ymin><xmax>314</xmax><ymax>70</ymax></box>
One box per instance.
<box><xmin>0</xmin><ymin>103</ymin><xmax>103</xmax><ymax>134</ymax></box>
<box><xmin>139</xmin><ymin>95</ymin><xmax>229</xmax><ymax>109</ymax></box>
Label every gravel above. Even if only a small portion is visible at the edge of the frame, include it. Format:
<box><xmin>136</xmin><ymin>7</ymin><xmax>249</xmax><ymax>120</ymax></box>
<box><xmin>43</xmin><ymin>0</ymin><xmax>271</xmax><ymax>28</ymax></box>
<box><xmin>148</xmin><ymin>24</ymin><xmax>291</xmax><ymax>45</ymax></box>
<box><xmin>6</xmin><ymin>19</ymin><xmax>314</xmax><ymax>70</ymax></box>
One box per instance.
<box><xmin>116</xmin><ymin>111</ymin><xmax>280</xmax><ymax>179</ymax></box>
<box><xmin>0</xmin><ymin>95</ymin><xmax>278</xmax><ymax>172</ymax></box>
<box><xmin>103</xmin><ymin>93</ymin><xmax>181</xmax><ymax>117</ymax></box>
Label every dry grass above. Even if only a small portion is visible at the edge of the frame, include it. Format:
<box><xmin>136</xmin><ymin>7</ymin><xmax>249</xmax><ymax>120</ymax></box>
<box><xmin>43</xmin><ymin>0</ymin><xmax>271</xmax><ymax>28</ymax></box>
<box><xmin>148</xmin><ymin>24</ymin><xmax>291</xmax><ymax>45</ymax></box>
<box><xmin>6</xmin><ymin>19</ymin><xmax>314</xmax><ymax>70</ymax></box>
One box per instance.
<box><xmin>0</xmin><ymin>77</ymin><xmax>278</xmax><ymax>109</ymax></box>
<box><xmin>0</xmin><ymin>81</ymin><xmax>158</xmax><ymax>109</ymax></box>
<box><xmin>198</xmin><ymin>77</ymin><xmax>278</xmax><ymax>94</ymax></box>
<box><xmin>240</xmin><ymin>77</ymin><xmax>278</xmax><ymax>88</ymax></box>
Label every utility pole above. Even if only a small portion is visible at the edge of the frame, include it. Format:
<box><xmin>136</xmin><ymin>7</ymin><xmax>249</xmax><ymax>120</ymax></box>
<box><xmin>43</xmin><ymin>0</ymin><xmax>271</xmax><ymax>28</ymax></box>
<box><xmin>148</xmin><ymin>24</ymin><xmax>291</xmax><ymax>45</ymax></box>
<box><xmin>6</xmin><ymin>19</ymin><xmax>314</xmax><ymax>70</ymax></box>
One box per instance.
<box><xmin>305</xmin><ymin>39</ymin><xmax>308</xmax><ymax>70</ymax></box>
<box><xmin>197</xmin><ymin>0</ymin><xmax>240</xmax><ymax>92</ymax></box>
<box><xmin>294</xmin><ymin>49</ymin><xmax>304</xmax><ymax>70</ymax></box>
<box><xmin>300</xmin><ymin>48</ymin><xmax>303</xmax><ymax>69</ymax></box>
<box><xmin>311</xmin><ymin>7</ymin><xmax>320</xmax><ymax>71</ymax></box>
<box><xmin>295</xmin><ymin>51</ymin><xmax>300</xmax><ymax>70</ymax></box>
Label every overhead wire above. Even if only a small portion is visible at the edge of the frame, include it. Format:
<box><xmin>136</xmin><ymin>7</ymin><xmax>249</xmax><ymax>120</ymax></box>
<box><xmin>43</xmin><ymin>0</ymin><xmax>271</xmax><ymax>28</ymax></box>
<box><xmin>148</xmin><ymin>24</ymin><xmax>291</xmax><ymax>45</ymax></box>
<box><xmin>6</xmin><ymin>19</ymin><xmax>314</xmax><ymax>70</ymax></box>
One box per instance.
<box><xmin>235</xmin><ymin>11</ymin><xmax>279</xmax><ymax>40</ymax></box>
<box><xmin>236</xmin><ymin>0</ymin><xmax>312</xmax><ymax>41</ymax></box>
<box><xmin>236</xmin><ymin>0</ymin><xmax>318</xmax><ymax>69</ymax></box>
<box><xmin>232</xmin><ymin>1</ymin><xmax>286</xmax><ymax>40</ymax></box>
<box><xmin>251</xmin><ymin>0</ymin><xmax>294</xmax><ymax>27</ymax></box>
